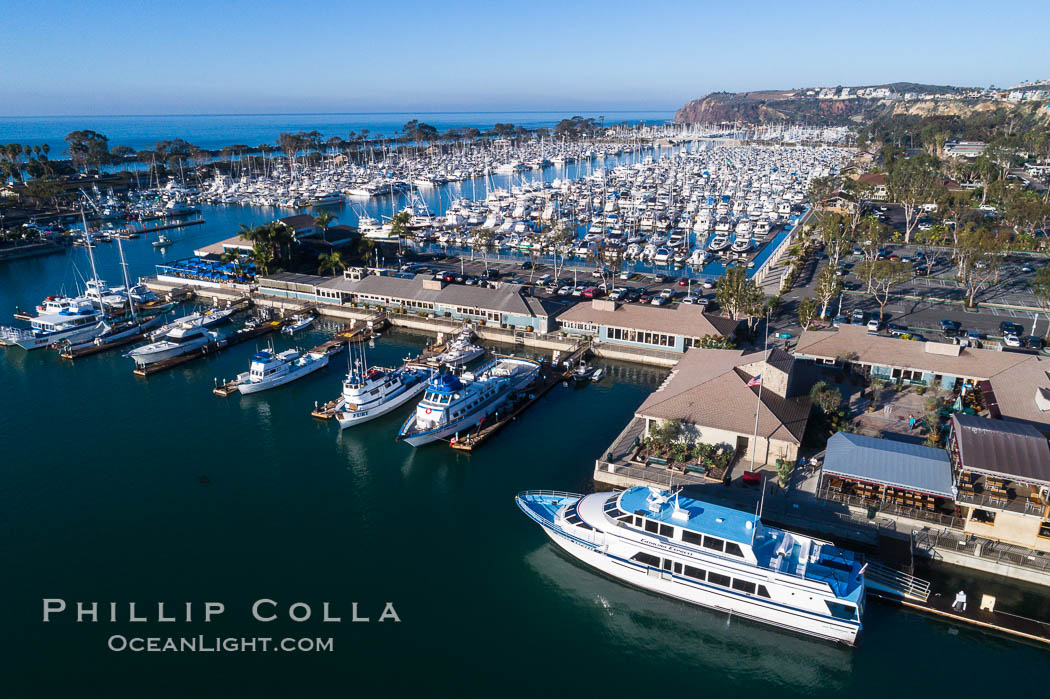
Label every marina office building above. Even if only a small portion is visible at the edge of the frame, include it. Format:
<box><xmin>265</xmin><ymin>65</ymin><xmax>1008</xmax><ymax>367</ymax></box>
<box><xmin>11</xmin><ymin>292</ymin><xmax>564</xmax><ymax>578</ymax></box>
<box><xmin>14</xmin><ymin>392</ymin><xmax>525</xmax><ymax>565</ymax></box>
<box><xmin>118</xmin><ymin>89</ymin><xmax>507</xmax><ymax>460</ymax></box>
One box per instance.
<box><xmin>558</xmin><ymin>300</ymin><xmax>741</xmax><ymax>353</ymax></box>
<box><xmin>257</xmin><ymin>270</ymin><xmax>557</xmax><ymax>333</ymax></box>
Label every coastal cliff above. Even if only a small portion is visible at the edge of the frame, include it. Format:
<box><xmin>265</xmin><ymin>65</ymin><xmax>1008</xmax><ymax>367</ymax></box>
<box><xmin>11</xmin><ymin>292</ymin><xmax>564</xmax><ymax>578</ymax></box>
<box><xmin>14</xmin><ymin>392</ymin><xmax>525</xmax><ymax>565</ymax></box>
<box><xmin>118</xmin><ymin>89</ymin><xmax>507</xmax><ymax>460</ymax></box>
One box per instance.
<box><xmin>673</xmin><ymin>84</ymin><xmax>1050</xmax><ymax>126</ymax></box>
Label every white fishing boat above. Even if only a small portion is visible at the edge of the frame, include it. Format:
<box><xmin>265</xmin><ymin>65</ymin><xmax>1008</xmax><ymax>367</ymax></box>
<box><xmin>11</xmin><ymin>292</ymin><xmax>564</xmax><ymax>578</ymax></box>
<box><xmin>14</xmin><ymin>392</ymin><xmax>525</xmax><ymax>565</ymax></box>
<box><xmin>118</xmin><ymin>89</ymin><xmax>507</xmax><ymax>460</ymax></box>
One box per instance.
<box><xmin>235</xmin><ymin>348</ymin><xmax>329</xmax><ymax>394</ymax></box>
<box><xmin>397</xmin><ymin>356</ymin><xmax>540</xmax><ymax>446</ymax></box>
<box><xmin>707</xmin><ymin>234</ymin><xmax>731</xmax><ymax>252</ymax></box>
<box><xmin>516</xmin><ymin>486</ymin><xmax>873</xmax><ymax>645</ymax></box>
<box><xmin>336</xmin><ymin>364</ymin><xmax>433</xmax><ymax>428</ymax></box>
<box><xmin>152</xmin><ymin>235</ymin><xmax>173</xmax><ymax>248</ymax></box>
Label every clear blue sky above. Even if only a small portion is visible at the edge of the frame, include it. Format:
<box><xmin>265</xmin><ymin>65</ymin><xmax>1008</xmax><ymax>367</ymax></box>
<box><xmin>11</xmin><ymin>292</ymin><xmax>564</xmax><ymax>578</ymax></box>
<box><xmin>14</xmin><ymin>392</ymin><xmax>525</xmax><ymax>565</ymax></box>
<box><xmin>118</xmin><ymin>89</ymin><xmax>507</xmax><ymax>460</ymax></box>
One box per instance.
<box><xmin>1</xmin><ymin>0</ymin><xmax>1046</xmax><ymax>116</ymax></box>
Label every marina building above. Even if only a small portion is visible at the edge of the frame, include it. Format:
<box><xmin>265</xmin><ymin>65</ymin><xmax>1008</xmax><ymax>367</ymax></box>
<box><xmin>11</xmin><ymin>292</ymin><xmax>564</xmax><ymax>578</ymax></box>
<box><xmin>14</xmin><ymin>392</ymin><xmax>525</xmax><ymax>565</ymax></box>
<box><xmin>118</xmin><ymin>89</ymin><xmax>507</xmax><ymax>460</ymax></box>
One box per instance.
<box><xmin>557</xmin><ymin>300</ymin><xmax>740</xmax><ymax>353</ymax></box>
<box><xmin>794</xmin><ymin>326</ymin><xmax>1050</xmax><ymax>433</ymax></box>
<box><xmin>631</xmin><ymin>347</ymin><xmax>809</xmax><ymax>469</ymax></box>
<box><xmin>948</xmin><ymin>414</ymin><xmax>1050</xmax><ymax>553</ymax></box>
<box><xmin>818</xmin><ymin>433</ymin><xmax>957</xmax><ymax>516</ymax></box>
<box><xmin>258</xmin><ymin>271</ymin><xmax>556</xmax><ymax>333</ymax></box>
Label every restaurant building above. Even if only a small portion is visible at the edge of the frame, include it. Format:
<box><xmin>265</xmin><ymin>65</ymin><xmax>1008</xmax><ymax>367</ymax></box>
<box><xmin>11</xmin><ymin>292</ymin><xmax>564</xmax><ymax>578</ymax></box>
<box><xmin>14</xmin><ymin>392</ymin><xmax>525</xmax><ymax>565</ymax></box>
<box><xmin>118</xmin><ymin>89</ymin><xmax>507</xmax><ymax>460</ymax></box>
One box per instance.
<box><xmin>557</xmin><ymin>300</ymin><xmax>740</xmax><ymax>353</ymax></box>
<box><xmin>948</xmin><ymin>414</ymin><xmax>1050</xmax><ymax>552</ymax></box>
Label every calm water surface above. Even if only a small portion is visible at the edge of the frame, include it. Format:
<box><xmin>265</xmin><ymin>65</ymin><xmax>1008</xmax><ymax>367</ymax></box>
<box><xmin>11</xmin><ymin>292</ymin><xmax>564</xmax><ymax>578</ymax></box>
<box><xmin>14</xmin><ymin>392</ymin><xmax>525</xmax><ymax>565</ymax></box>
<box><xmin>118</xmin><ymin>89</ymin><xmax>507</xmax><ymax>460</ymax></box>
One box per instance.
<box><xmin>2</xmin><ymin>211</ymin><xmax>1048</xmax><ymax>697</ymax></box>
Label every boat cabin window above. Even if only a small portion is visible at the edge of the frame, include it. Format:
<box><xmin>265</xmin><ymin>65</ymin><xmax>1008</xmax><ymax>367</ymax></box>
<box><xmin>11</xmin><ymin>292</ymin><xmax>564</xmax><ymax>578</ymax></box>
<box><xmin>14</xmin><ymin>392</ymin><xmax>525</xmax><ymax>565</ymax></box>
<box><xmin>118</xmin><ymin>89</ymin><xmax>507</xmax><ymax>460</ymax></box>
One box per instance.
<box><xmin>724</xmin><ymin>542</ymin><xmax>744</xmax><ymax>558</ymax></box>
<box><xmin>732</xmin><ymin>579</ymin><xmax>756</xmax><ymax>595</ymax></box>
<box><xmin>659</xmin><ymin>524</ymin><xmax>674</xmax><ymax>538</ymax></box>
<box><xmin>630</xmin><ymin>552</ymin><xmax>660</xmax><ymax>567</ymax></box>
<box><xmin>702</xmin><ymin>536</ymin><xmax>724</xmax><ymax>552</ymax></box>
<box><xmin>756</xmin><ymin>585</ymin><xmax>771</xmax><ymax>598</ymax></box>
<box><xmin>660</xmin><ymin>558</ymin><xmax>673</xmax><ymax>572</ymax></box>
<box><xmin>683</xmin><ymin>565</ymin><xmax>706</xmax><ymax>581</ymax></box>
<box><xmin>825</xmin><ymin>601</ymin><xmax>858</xmax><ymax>621</ymax></box>
<box><xmin>708</xmin><ymin>572</ymin><xmax>731</xmax><ymax>588</ymax></box>
<box><xmin>681</xmin><ymin>530</ymin><xmax>702</xmax><ymax>546</ymax></box>
<box><xmin>643</xmin><ymin>520</ymin><xmax>660</xmax><ymax>534</ymax></box>
<box><xmin>673</xmin><ymin>562</ymin><xmax>682</xmax><ymax>574</ymax></box>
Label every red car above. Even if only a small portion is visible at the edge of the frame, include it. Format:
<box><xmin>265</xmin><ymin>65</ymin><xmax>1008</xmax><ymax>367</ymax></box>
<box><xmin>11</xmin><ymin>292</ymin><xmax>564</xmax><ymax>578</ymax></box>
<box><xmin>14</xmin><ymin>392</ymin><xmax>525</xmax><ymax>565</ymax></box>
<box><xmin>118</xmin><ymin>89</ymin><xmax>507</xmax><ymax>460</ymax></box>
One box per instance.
<box><xmin>582</xmin><ymin>286</ymin><xmax>603</xmax><ymax>299</ymax></box>
<box><xmin>639</xmin><ymin>294</ymin><xmax>652</xmax><ymax>304</ymax></box>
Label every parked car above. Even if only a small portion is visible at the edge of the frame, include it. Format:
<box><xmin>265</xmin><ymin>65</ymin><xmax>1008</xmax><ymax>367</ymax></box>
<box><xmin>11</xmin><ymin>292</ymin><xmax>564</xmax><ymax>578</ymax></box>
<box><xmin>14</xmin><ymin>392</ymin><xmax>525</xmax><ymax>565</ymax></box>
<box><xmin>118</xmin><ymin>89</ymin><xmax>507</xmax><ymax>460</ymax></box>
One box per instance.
<box><xmin>677</xmin><ymin>279</ymin><xmax>689</xmax><ymax>287</ymax></box>
<box><xmin>1004</xmin><ymin>334</ymin><xmax>1022</xmax><ymax>347</ymax></box>
<box><xmin>651</xmin><ymin>296</ymin><xmax>669</xmax><ymax>306</ymax></box>
<box><xmin>702</xmin><ymin>280</ymin><xmax>715</xmax><ymax>289</ymax></box>
<box><xmin>619</xmin><ymin>271</ymin><xmax>631</xmax><ymax>280</ymax></box>
<box><xmin>582</xmin><ymin>286</ymin><xmax>602</xmax><ymax>299</ymax></box>
<box><xmin>1000</xmin><ymin>321</ymin><xmax>1024</xmax><ymax>336</ymax></box>
<box><xmin>1023</xmin><ymin>336</ymin><xmax>1045</xmax><ymax>350</ymax></box>
<box><xmin>591</xmin><ymin>269</ymin><xmax>603</xmax><ymax>279</ymax></box>
<box><xmin>1021</xmin><ymin>265</ymin><xmax>1035</xmax><ymax>273</ymax></box>
<box><xmin>866</xmin><ymin>319</ymin><xmax>881</xmax><ymax>332</ymax></box>
<box><xmin>681</xmin><ymin>295</ymin><xmax>697</xmax><ymax>304</ymax></box>
<box><xmin>940</xmin><ymin>319</ymin><xmax>960</xmax><ymax>337</ymax></box>
<box><xmin>520</xmin><ymin>260</ymin><xmax>532</xmax><ymax>270</ymax></box>
<box><xmin>832</xmin><ymin>315</ymin><xmax>847</xmax><ymax>327</ymax></box>
<box><xmin>851</xmin><ymin>309</ymin><xmax>866</xmax><ymax>323</ymax></box>
<box><xmin>887</xmin><ymin>323</ymin><xmax>907</xmax><ymax>336</ymax></box>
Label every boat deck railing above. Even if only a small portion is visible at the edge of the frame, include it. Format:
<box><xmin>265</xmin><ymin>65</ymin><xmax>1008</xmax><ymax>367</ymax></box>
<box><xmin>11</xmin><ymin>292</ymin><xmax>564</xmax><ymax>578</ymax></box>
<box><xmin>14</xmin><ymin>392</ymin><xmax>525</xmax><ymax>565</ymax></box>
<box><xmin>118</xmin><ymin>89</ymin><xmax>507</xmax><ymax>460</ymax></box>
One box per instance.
<box><xmin>864</xmin><ymin>560</ymin><xmax>931</xmax><ymax>603</ymax></box>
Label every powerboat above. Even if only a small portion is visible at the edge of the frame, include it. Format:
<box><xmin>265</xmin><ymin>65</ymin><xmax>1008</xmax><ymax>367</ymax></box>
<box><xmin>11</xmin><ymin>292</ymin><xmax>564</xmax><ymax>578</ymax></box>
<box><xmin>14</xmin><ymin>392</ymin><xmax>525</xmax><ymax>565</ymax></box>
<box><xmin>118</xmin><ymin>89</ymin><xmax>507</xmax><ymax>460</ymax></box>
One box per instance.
<box><xmin>128</xmin><ymin>323</ymin><xmax>215</xmax><ymax>367</ymax></box>
<box><xmin>235</xmin><ymin>348</ymin><xmax>329</xmax><ymax>394</ymax></box>
<box><xmin>516</xmin><ymin>486</ymin><xmax>868</xmax><ymax>646</ymax></box>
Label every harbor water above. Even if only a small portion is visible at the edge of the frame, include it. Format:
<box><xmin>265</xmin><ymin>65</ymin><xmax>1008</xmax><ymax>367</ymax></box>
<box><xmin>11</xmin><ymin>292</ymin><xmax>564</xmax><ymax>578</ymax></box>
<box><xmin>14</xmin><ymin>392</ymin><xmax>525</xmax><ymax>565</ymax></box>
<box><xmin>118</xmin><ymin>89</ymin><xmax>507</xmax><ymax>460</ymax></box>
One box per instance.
<box><xmin>3</xmin><ymin>213</ymin><xmax>1050</xmax><ymax>696</ymax></box>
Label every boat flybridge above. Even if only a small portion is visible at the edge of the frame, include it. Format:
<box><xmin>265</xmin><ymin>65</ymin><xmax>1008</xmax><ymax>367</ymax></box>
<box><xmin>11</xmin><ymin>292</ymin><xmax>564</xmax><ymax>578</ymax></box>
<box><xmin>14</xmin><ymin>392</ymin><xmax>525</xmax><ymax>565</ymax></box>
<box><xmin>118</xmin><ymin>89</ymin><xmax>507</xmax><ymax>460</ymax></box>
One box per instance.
<box><xmin>516</xmin><ymin>486</ymin><xmax>867</xmax><ymax>645</ymax></box>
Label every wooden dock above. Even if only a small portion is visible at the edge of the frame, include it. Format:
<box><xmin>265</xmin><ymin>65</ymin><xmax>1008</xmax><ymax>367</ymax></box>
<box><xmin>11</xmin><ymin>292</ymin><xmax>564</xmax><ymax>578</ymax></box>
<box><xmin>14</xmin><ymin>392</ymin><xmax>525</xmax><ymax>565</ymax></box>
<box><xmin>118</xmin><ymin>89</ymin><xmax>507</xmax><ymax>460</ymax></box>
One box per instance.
<box><xmin>900</xmin><ymin>592</ymin><xmax>1050</xmax><ymax>646</ymax></box>
<box><xmin>134</xmin><ymin>319</ymin><xmax>285</xmax><ymax>376</ymax></box>
<box><xmin>131</xmin><ymin>218</ymin><xmax>206</xmax><ymax>235</ymax></box>
<box><xmin>449</xmin><ymin>362</ymin><xmax>567</xmax><ymax>451</ymax></box>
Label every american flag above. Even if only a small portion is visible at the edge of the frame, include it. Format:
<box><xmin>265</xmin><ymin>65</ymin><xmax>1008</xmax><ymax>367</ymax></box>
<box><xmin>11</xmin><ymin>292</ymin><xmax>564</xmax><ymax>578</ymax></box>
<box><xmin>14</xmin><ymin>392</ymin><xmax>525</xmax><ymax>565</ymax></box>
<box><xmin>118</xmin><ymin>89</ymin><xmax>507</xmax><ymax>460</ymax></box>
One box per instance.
<box><xmin>747</xmin><ymin>375</ymin><xmax>762</xmax><ymax>388</ymax></box>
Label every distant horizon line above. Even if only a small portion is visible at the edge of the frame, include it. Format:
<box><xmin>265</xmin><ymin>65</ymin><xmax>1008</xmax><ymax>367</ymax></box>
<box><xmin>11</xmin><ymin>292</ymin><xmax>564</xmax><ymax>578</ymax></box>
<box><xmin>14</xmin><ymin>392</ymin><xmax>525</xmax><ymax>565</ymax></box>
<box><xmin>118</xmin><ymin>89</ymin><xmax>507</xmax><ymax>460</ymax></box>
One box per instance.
<box><xmin>0</xmin><ymin>109</ymin><xmax>675</xmax><ymax>120</ymax></box>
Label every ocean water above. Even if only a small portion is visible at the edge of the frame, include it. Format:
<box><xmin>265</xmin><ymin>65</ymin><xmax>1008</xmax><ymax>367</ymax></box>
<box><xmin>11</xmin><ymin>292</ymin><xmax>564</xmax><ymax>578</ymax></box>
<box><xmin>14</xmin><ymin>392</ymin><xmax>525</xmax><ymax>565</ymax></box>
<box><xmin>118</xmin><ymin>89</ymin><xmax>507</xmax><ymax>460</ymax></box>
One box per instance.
<box><xmin>3</xmin><ymin>210</ymin><xmax>1050</xmax><ymax>696</ymax></box>
<box><xmin>0</xmin><ymin>110</ymin><xmax>672</xmax><ymax>154</ymax></box>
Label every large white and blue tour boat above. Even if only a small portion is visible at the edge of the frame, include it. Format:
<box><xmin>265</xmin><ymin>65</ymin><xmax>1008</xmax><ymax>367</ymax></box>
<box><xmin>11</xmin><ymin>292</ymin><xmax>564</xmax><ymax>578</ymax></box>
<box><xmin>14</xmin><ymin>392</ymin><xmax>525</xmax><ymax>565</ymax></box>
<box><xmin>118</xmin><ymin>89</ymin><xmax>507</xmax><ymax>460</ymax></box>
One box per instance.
<box><xmin>398</xmin><ymin>356</ymin><xmax>540</xmax><ymax>446</ymax></box>
<box><xmin>517</xmin><ymin>486</ymin><xmax>867</xmax><ymax>645</ymax></box>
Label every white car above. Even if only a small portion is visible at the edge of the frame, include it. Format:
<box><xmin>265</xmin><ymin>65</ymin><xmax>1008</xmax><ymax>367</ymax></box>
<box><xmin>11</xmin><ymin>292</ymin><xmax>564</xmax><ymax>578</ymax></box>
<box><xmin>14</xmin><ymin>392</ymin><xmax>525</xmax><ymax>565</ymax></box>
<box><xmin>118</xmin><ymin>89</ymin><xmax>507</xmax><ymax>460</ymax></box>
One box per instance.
<box><xmin>681</xmin><ymin>295</ymin><xmax>697</xmax><ymax>305</ymax></box>
<box><xmin>1004</xmin><ymin>334</ymin><xmax>1021</xmax><ymax>347</ymax></box>
<box><xmin>557</xmin><ymin>287</ymin><xmax>571</xmax><ymax>297</ymax></box>
<box><xmin>702</xmin><ymin>280</ymin><xmax>715</xmax><ymax>289</ymax></box>
<box><xmin>651</xmin><ymin>296</ymin><xmax>669</xmax><ymax>307</ymax></box>
<box><xmin>866</xmin><ymin>319</ymin><xmax>880</xmax><ymax>332</ymax></box>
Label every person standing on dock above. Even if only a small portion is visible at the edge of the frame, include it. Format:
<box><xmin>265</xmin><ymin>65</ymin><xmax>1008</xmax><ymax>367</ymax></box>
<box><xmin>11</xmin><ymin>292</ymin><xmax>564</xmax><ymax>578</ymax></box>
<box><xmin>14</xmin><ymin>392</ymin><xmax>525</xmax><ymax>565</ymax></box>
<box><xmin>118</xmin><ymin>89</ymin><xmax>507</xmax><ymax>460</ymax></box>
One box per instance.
<box><xmin>952</xmin><ymin>590</ymin><xmax>967</xmax><ymax>612</ymax></box>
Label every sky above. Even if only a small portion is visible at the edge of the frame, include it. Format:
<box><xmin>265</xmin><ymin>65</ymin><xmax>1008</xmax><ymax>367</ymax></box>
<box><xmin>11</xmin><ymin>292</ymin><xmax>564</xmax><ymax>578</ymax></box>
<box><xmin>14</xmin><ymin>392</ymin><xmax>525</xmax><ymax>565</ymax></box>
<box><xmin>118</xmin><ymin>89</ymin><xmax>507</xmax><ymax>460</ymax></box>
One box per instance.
<box><xmin>1</xmin><ymin>0</ymin><xmax>1047</xmax><ymax>116</ymax></box>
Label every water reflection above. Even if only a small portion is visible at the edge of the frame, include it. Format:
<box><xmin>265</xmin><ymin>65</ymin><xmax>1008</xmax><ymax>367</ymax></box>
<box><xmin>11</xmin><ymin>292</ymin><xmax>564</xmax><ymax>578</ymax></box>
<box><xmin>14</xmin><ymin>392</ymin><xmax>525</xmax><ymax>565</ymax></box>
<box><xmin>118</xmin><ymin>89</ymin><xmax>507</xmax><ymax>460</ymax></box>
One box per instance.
<box><xmin>524</xmin><ymin>543</ymin><xmax>852</xmax><ymax>688</ymax></box>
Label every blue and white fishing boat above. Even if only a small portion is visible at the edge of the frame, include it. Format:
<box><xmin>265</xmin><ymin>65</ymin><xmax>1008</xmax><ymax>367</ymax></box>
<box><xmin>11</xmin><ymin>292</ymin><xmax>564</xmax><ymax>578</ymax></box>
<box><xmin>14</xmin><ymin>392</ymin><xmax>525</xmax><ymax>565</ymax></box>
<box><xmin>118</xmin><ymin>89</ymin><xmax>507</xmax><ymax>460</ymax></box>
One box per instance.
<box><xmin>335</xmin><ymin>364</ymin><xmax>432</xmax><ymax>428</ymax></box>
<box><xmin>235</xmin><ymin>348</ymin><xmax>329</xmax><ymax>394</ymax></box>
<box><xmin>397</xmin><ymin>356</ymin><xmax>540</xmax><ymax>447</ymax></box>
<box><xmin>516</xmin><ymin>486</ymin><xmax>867</xmax><ymax>645</ymax></box>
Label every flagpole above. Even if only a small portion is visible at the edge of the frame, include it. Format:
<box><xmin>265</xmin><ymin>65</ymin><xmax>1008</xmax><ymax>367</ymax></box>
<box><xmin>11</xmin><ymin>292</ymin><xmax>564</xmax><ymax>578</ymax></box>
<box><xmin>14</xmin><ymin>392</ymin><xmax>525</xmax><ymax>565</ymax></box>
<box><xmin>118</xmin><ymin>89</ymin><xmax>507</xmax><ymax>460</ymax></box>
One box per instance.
<box><xmin>749</xmin><ymin>310</ymin><xmax>769</xmax><ymax>472</ymax></box>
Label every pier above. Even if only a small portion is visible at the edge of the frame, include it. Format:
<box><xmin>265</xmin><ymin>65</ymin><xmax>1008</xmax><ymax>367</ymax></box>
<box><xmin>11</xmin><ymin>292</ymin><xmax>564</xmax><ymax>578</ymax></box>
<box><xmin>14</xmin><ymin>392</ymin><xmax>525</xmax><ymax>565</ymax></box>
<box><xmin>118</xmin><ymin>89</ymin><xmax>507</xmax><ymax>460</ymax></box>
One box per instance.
<box><xmin>134</xmin><ymin>319</ymin><xmax>285</xmax><ymax>376</ymax></box>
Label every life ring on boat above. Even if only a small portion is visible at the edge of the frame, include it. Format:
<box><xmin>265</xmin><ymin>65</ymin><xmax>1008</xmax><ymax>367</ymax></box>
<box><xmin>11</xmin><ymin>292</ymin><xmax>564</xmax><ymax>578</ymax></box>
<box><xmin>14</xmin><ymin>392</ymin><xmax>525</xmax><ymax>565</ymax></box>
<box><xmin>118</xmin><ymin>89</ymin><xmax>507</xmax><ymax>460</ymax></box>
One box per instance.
<box><xmin>425</xmin><ymin>407</ymin><xmax>432</xmax><ymax>414</ymax></box>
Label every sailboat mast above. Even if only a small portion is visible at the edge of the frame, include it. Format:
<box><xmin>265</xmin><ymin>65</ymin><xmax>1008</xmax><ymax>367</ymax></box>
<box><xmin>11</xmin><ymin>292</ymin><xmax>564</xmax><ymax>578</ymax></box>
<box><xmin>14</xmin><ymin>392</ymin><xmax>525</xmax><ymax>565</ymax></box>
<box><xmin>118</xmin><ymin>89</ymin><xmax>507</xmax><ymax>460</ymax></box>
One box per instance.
<box><xmin>80</xmin><ymin>206</ymin><xmax>104</xmax><ymax>314</ymax></box>
<box><xmin>116</xmin><ymin>236</ymin><xmax>137</xmax><ymax>320</ymax></box>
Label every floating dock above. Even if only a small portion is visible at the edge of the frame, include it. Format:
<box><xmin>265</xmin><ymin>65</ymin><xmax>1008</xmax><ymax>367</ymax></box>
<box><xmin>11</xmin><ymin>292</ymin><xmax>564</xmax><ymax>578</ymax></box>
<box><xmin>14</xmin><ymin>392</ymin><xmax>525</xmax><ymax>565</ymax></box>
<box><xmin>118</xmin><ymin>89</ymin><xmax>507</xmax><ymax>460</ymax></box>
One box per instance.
<box><xmin>900</xmin><ymin>591</ymin><xmax>1050</xmax><ymax>646</ymax></box>
<box><xmin>134</xmin><ymin>319</ymin><xmax>285</xmax><ymax>376</ymax></box>
<box><xmin>449</xmin><ymin>361</ymin><xmax>566</xmax><ymax>451</ymax></box>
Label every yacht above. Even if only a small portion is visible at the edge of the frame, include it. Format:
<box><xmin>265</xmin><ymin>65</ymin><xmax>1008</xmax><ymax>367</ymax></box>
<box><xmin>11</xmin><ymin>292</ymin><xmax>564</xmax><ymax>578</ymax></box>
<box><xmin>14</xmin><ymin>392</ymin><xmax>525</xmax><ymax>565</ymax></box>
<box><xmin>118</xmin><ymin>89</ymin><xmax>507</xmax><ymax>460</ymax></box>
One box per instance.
<box><xmin>0</xmin><ymin>300</ymin><xmax>106</xmax><ymax>350</ymax></box>
<box><xmin>235</xmin><ymin>348</ymin><xmax>329</xmax><ymax>394</ymax></box>
<box><xmin>282</xmin><ymin>314</ymin><xmax>315</xmax><ymax>334</ymax></box>
<box><xmin>430</xmin><ymin>327</ymin><xmax>485</xmax><ymax>367</ymax></box>
<box><xmin>147</xmin><ymin>306</ymin><xmax>235</xmax><ymax>340</ymax></box>
<box><xmin>707</xmin><ymin>234</ymin><xmax>731</xmax><ymax>252</ymax></box>
<box><xmin>309</xmin><ymin>192</ymin><xmax>344</xmax><ymax>207</ymax></box>
<box><xmin>397</xmin><ymin>356</ymin><xmax>540</xmax><ymax>446</ymax></box>
<box><xmin>335</xmin><ymin>364</ymin><xmax>432</xmax><ymax>428</ymax></box>
<box><xmin>516</xmin><ymin>486</ymin><xmax>866</xmax><ymax>645</ymax></box>
<box><xmin>152</xmin><ymin>235</ymin><xmax>173</xmax><ymax>248</ymax></box>
<box><xmin>128</xmin><ymin>323</ymin><xmax>215</xmax><ymax>367</ymax></box>
<box><xmin>731</xmin><ymin>235</ymin><xmax>754</xmax><ymax>253</ymax></box>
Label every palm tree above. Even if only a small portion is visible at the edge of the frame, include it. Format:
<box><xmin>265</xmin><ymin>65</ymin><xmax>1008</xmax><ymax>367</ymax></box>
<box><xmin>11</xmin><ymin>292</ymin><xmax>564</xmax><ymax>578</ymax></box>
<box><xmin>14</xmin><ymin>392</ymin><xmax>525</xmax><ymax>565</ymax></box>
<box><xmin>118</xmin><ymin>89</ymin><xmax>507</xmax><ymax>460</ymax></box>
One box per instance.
<box><xmin>314</xmin><ymin>211</ymin><xmax>336</xmax><ymax>243</ymax></box>
<box><xmin>318</xmin><ymin>251</ymin><xmax>346</xmax><ymax>275</ymax></box>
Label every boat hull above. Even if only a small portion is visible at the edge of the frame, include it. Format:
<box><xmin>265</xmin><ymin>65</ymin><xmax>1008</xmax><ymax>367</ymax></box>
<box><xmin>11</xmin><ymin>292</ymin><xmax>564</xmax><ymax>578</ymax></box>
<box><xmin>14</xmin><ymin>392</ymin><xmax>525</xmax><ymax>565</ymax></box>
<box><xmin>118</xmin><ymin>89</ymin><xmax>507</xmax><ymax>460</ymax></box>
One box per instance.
<box><xmin>336</xmin><ymin>377</ymin><xmax>427</xmax><ymax>428</ymax></box>
<box><xmin>237</xmin><ymin>354</ymin><xmax>329</xmax><ymax>394</ymax></box>
<box><xmin>516</xmin><ymin>495</ymin><xmax>860</xmax><ymax>646</ymax></box>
